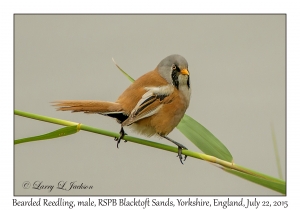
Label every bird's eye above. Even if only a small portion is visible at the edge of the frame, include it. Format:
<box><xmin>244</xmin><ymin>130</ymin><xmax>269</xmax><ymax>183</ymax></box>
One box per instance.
<box><xmin>172</xmin><ymin>64</ymin><xmax>177</xmax><ymax>70</ymax></box>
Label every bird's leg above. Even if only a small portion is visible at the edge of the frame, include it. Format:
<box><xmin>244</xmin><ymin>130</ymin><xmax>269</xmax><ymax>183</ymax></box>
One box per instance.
<box><xmin>161</xmin><ymin>136</ymin><xmax>188</xmax><ymax>164</ymax></box>
<box><xmin>114</xmin><ymin>127</ymin><xmax>127</xmax><ymax>148</ymax></box>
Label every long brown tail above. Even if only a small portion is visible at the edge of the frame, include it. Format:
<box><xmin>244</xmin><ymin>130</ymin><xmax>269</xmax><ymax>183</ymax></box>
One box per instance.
<box><xmin>52</xmin><ymin>100</ymin><xmax>123</xmax><ymax>114</ymax></box>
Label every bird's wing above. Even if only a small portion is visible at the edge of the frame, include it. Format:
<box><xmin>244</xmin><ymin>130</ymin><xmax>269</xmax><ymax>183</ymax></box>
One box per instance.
<box><xmin>122</xmin><ymin>85</ymin><xmax>174</xmax><ymax>126</ymax></box>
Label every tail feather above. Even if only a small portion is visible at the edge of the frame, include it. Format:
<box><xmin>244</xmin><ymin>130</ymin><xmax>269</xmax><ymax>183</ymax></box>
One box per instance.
<box><xmin>52</xmin><ymin>100</ymin><xmax>123</xmax><ymax>114</ymax></box>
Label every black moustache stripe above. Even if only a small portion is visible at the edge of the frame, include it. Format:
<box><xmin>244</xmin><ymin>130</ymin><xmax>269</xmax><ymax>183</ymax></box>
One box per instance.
<box><xmin>171</xmin><ymin>70</ymin><xmax>179</xmax><ymax>89</ymax></box>
<box><xmin>172</xmin><ymin>71</ymin><xmax>190</xmax><ymax>89</ymax></box>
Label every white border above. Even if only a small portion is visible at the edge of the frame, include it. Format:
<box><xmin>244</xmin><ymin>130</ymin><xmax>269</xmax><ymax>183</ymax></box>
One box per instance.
<box><xmin>2</xmin><ymin>0</ymin><xmax>299</xmax><ymax>209</ymax></box>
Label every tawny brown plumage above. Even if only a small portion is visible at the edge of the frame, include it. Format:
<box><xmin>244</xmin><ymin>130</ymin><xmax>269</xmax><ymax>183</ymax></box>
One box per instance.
<box><xmin>55</xmin><ymin>101</ymin><xmax>122</xmax><ymax>113</ymax></box>
<box><xmin>53</xmin><ymin>54</ymin><xmax>191</xmax><ymax>164</ymax></box>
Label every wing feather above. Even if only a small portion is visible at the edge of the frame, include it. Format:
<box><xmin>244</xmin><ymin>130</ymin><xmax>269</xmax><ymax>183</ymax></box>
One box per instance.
<box><xmin>122</xmin><ymin>85</ymin><xmax>174</xmax><ymax>126</ymax></box>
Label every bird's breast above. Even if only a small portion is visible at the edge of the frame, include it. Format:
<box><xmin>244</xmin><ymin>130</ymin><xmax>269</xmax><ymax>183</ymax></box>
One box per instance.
<box><xmin>179</xmin><ymin>85</ymin><xmax>191</xmax><ymax>107</ymax></box>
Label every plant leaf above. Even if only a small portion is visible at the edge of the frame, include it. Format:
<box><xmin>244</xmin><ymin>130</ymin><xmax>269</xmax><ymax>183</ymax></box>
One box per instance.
<box><xmin>223</xmin><ymin>167</ymin><xmax>286</xmax><ymax>194</ymax></box>
<box><xmin>14</xmin><ymin>125</ymin><xmax>79</xmax><ymax>145</ymax></box>
<box><xmin>177</xmin><ymin>114</ymin><xmax>233</xmax><ymax>162</ymax></box>
<box><xmin>112</xmin><ymin>58</ymin><xmax>134</xmax><ymax>82</ymax></box>
<box><xmin>115</xmin><ymin>63</ymin><xmax>233</xmax><ymax>162</ymax></box>
<box><xmin>271</xmin><ymin>123</ymin><xmax>283</xmax><ymax>179</ymax></box>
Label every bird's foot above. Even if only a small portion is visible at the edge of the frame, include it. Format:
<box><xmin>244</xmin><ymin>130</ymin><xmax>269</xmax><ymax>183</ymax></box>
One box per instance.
<box><xmin>176</xmin><ymin>146</ymin><xmax>188</xmax><ymax>164</ymax></box>
<box><xmin>114</xmin><ymin>127</ymin><xmax>127</xmax><ymax>148</ymax></box>
<box><xmin>162</xmin><ymin>136</ymin><xmax>188</xmax><ymax>164</ymax></box>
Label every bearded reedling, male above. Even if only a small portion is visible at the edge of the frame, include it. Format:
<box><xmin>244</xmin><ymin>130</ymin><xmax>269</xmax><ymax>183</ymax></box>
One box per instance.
<box><xmin>53</xmin><ymin>54</ymin><xmax>191</xmax><ymax>164</ymax></box>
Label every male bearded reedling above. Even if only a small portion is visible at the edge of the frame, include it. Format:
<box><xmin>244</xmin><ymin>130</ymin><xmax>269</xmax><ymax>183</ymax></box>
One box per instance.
<box><xmin>53</xmin><ymin>54</ymin><xmax>191</xmax><ymax>164</ymax></box>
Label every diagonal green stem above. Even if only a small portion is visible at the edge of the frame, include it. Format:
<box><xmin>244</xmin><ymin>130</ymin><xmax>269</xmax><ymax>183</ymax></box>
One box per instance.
<box><xmin>14</xmin><ymin>109</ymin><xmax>285</xmax><ymax>194</ymax></box>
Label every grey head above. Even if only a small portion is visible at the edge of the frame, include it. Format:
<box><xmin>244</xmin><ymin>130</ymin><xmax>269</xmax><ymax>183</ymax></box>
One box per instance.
<box><xmin>157</xmin><ymin>54</ymin><xmax>190</xmax><ymax>89</ymax></box>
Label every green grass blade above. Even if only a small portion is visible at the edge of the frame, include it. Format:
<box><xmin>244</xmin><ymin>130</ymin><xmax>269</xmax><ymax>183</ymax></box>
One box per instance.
<box><xmin>14</xmin><ymin>109</ymin><xmax>78</xmax><ymax>126</ymax></box>
<box><xmin>115</xmin><ymin>65</ymin><xmax>233</xmax><ymax>162</ymax></box>
<box><xmin>271</xmin><ymin>123</ymin><xmax>283</xmax><ymax>179</ymax></box>
<box><xmin>223</xmin><ymin>167</ymin><xmax>286</xmax><ymax>194</ymax></box>
<box><xmin>234</xmin><ymin>163</ymin><xmax>285</xmax><ymax>185</ymax></box>
<box><xmin>14</xmin><ymin>125</ymin><xmax>79</xmax><ymax>145</ymax></box>
<box><xmin>112</xmin><ymin>58</ymin><xmax>134</xmax><ymax>82</ymax></box>
<box><xmin>177</xmin><ymin>114</ymin><xmax>233</xmax><ymax>162</ymax></box>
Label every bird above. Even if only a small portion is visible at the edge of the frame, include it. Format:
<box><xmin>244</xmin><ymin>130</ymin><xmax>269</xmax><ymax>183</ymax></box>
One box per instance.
<box><xmin>53</xmin><ymin>54</ymin><xmax>191</xmax><ymax>164</ymax></box>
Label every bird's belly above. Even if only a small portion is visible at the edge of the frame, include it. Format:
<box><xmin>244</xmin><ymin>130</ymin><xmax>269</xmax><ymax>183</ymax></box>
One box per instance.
<box><xmin>127</xmin><ymin>107</ymin><xmax>185</xmax><ymax>137</ymax></box>
<box><xmin>129</xmin><ymin>122</ymin><xmax>157</xmax><ymax>137</ymax></box>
